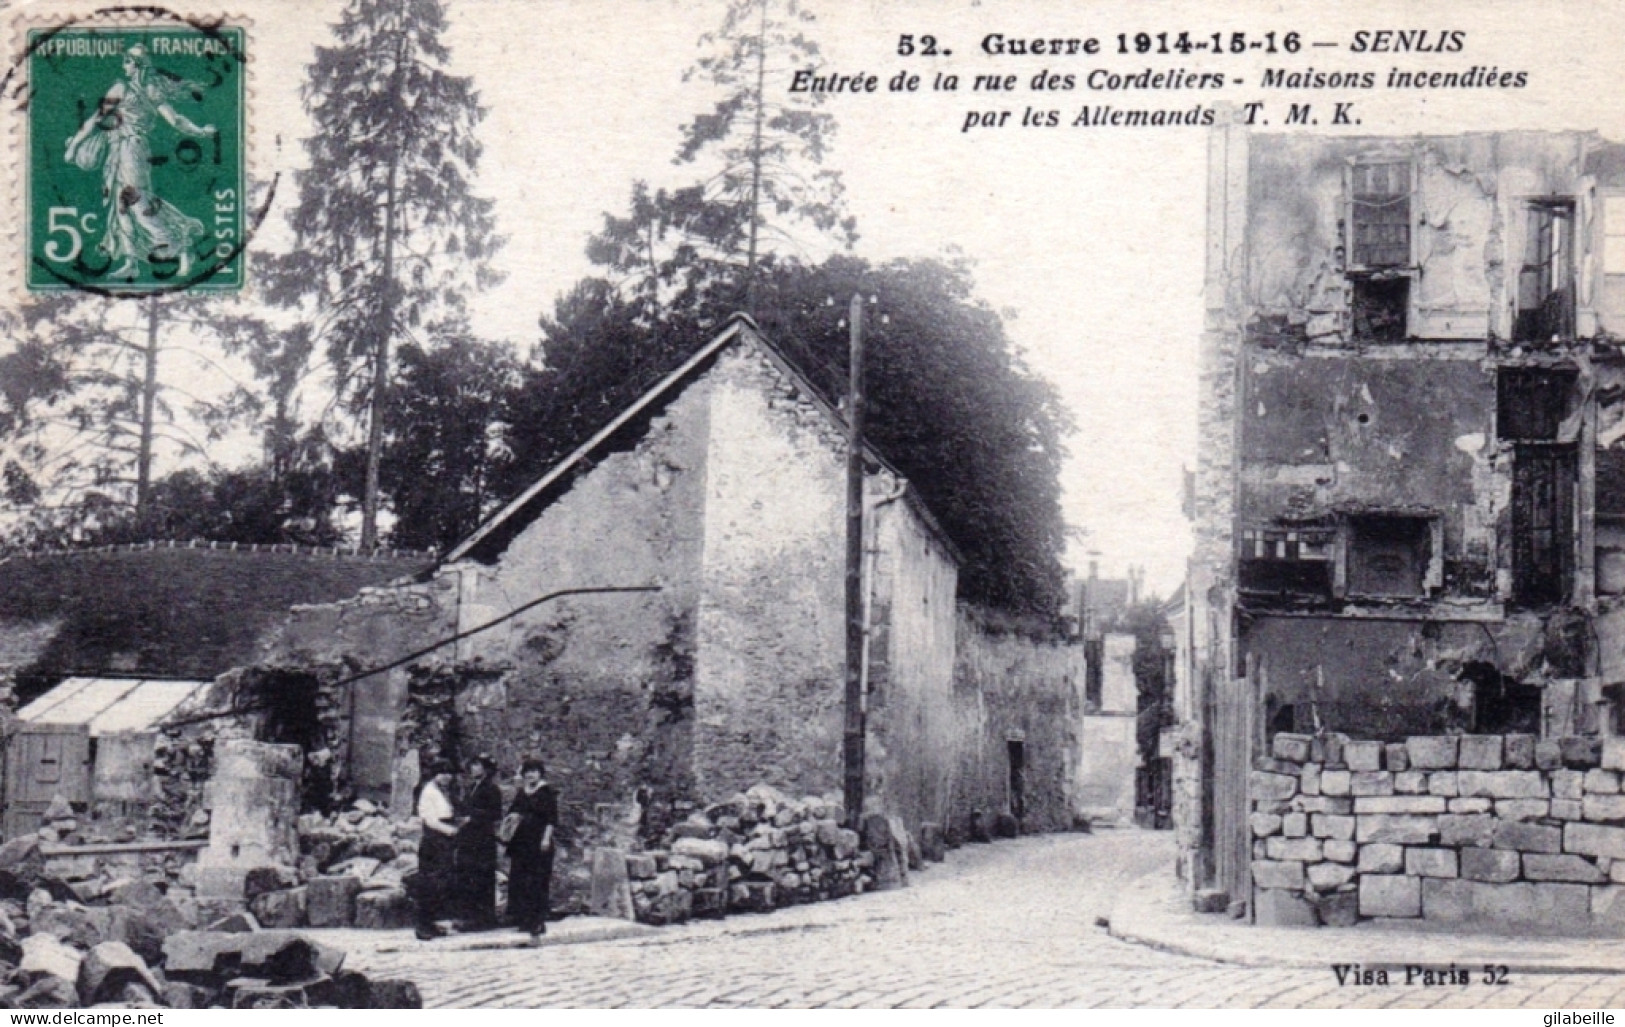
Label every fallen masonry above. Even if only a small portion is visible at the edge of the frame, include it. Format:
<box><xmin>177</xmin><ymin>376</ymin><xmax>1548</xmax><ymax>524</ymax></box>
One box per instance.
<box><xmin>0</xmin><ymin>832</ymin><xmax>416</xmax><ymax>1009</ymax></box>
<box><xmin>610</xmin><ymin>786</ymin><xmax>900</xmax><ymax>925</ymax></box>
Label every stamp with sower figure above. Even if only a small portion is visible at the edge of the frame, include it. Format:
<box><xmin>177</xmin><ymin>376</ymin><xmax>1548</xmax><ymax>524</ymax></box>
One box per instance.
<box><xmin>25</xmin><ymin>21</ymin><xmax>244</xmax><ymax>293</ymax></box>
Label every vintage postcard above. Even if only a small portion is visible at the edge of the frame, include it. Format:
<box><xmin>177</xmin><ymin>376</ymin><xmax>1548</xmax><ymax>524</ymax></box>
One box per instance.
<box><xmin>0</xmin><ymin>0</ymin><xmax>1624</xmax><ymax>1013</ymax></box>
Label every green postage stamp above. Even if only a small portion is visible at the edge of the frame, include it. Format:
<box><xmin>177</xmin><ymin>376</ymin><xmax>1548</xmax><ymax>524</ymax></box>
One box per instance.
<box><xmin>25</xmin><ymin>23</ymin><xmax>245</xmax><ymax>293</ymax></box>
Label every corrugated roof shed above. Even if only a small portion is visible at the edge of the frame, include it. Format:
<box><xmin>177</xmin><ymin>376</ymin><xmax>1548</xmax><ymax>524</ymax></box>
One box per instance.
<box><xmin>18</xmin><ymin>676</ymin><xmax>207</xmax><ymax>735</ymax></box>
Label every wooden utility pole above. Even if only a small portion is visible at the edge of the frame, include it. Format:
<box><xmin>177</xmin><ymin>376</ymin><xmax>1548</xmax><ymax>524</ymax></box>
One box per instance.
<box><xmin>135</xmin><ymin>295</ymin><xmax>160</xmax><ymax>513</ymax></box>
<box><xmin>843</xmin><ymin>292</ymin><xmax>866</xmax><ymax>828</ymax></box>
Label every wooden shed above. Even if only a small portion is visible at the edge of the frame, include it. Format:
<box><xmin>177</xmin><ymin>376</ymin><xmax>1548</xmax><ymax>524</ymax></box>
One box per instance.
<box><xmin>5</xmin><ymin>677</ymin><xmax>207</xmax><ymax>836</ymax></box>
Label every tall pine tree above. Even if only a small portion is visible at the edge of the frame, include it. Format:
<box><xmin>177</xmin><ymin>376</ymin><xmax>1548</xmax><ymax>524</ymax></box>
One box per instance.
<box><xmin>588</xmin><ymin>0</ymin><xmax>855</xmax><ymax>319</ymax></box>
<box><xmin>268</xmin><ymin>0</ymin><xmax>502</xmax><ymax>549</ymax></box>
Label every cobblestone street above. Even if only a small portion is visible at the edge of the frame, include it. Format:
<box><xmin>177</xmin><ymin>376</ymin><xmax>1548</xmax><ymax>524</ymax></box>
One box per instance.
<box><xmin>334</xmin><ymin>829</ymin><xmax>1625</xmax><ymax>1008</ymax></box>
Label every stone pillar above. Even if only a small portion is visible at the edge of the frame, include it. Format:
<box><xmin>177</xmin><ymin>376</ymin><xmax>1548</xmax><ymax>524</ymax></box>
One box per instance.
<box><xmin>194</xmin><ymin>740</ymin><xmax>302</xmax><ymax>906</ymax></box>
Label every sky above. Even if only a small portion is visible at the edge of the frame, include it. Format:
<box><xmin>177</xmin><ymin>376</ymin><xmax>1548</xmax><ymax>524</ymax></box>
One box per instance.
<box><xmin>10</xmin><ymin>0</ymin><xmax>1625</xmax><ymax>597</ymax></box>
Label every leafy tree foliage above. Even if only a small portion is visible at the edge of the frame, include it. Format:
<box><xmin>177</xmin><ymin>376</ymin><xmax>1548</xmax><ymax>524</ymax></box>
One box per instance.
<box><xmin>378</xmin><ymin>335</ymin><xmax>520</xmax><ymax>551</ymax></box>
<box><xmin>269</xmin><ymin>0</ymin><xmax>503</xmax><ymax>549</ymax></box>
<box><xmin>513</xmin><ymin>254</ymin><xmax>1073</xmax><ymax>616</ymax></box>
<box><xmin>56</xmin><ymin>464</ymin><xmax>346</xmax><ymax>548</ymax></box>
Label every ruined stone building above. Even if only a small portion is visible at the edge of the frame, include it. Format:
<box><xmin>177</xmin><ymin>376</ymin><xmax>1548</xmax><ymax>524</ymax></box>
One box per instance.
<box><xmin>0</xmin><ymin>545</ymin><xmax>431</xmax><ymax>834</ymax></box>
<box><xmin>258</xmin><ymin>316</ymin><xmax>1088</xmax><ymax>908</ymax></box>
<box><xmin>1183</xmin><ymin>125</ymin><xmax>1625</xmax><ymax>917</ymax></box>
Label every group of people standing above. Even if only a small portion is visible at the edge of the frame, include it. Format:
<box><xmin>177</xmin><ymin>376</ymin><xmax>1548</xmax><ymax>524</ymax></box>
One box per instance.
<box><xmin>414</xmin><ymin>756</ymin><xmax>558</xmax><ymax>944</ymax></box>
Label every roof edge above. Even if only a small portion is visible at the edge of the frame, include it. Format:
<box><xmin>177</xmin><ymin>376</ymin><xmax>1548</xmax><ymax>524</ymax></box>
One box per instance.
<box><xmin>441</xmin><ymin>313</ymin><xmax>962</xmax><ymax>570</ymax></box>
<box><xmin>441</xmin><ymin>318</ymin><xmax>750</xmax><ymax>564</ymax></box>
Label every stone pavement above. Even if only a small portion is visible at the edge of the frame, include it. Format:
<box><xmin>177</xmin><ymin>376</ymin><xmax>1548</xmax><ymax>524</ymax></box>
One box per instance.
<box><xmin>1109</xmin><ymin>868</ymin><xmax>1625</xmax><ymax>974</ymax></box>
<box><xmin>325</xmin><ymin>829</ymin><xmax>1625</xmax><ymax>1007</ymax></box>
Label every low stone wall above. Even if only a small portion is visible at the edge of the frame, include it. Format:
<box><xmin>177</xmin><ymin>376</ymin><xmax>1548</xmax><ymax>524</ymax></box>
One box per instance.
<box><xmin>618</xmin><ymin>786</ymin><xmax>878</xmax><ymax>925</ymax></box>
<box><xmin>1251</xmin><ymin>732</ymin><xmax>1625</xmax><ymax>932</ymax></box>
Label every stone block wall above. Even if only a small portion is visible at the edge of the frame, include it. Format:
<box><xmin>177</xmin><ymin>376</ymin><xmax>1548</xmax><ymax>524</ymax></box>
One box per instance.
<box><xmin>1251</xmin><ymin>731</ymin><xmax>1625</xmax><ymax>932</ymax></box>
<box><xmin>619</xmin><ymin>786</ymin><xmax>875</xmax><ymax>925</ymax></box>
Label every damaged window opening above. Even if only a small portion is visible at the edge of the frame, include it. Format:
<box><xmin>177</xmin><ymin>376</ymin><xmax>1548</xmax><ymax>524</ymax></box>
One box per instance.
<box><xmin>1511</xmin><ymin>444</ymin><xmax>1577</xmax><ymax>607</ymax></box>
<box><xmin>1238</xmin><ymin>527</ymin><xmax>1334</xmax><ymax>599</ymax></box>
<box><xmin>1464</xmin><ymin>662</ymin><xmax>1542</xmax><ymax>735</ymax></box>
<box><xmin>1346</xmin><ymin>514</ymin><xmax>1431</xmax><ymax>597</ymax></box>
<box><xmin>1349</xmin><ymin>161</ymin><xmax>1412</xmax><ymax>269</ymax></box>
<box><xmin>1497</xmin><ymin>367</ymin><xmax>1574</xmax><ymax>441</ymax></box>
<box><xmin>1515</xmin><ymin>200</ymin><xmax>1576</xmax><ymax>343</ymax></box>
<box><xmin>1350</xmin><ymin>276</ymin><xmax>1409</xmax><ymax>341</ymax></box>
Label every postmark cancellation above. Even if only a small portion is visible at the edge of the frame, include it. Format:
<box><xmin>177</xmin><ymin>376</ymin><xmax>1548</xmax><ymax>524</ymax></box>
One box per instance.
<box><xmin>16</xmin><ymin>13</ymin><xmax>246</xmax><ymax>295</ymax></box>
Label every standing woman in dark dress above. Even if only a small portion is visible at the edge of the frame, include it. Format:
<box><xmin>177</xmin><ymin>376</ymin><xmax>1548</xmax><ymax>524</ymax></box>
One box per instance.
<box><xmin>454</xmin><ymin>755</ymin><xmax>503</xmax><ymax>929</ymax></box>
<box><xmin>505</xmin><ymin>758</ymin><xmax>558</xmax><ymax>943</ymax></box>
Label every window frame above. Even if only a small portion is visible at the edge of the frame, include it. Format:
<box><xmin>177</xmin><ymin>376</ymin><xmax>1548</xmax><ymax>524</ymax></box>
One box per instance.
<box><xmin>1344</xmin><ymin>157</ymin><xmax>1418</xmax><ymax>341</ymax></box>
<box><xmin>1337</xmin><ymin>512</ymin><xmax>1442</xmax><ymax>600</ymax></box>
<box><xmin>1346</xmin><ymin>160</ymin><xmax>1416</xmax><ymax>271</ymax></box>
<box><xmin>1514</xmin><ymin>198</ymin><xmax>1578</xmax><ymax>343</ymax></box>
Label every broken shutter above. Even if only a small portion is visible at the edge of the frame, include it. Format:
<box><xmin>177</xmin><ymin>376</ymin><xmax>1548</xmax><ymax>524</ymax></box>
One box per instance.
<box><xmin>1348</xmin><ymin>161</ymin><xmax>1413</xmax><ymax>269</ymax></box>
<box><xmin>1511</xmin><ymin>444</ymin><xmax>1577</xmax><ymax>607</ymax></box>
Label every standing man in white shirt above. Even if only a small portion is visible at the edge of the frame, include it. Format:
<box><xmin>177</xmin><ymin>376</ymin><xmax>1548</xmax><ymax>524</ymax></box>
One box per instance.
<box><xmin>414</xmin><ymin>760</ymin><xmax>462</xmax><ymax>940</ymax></box>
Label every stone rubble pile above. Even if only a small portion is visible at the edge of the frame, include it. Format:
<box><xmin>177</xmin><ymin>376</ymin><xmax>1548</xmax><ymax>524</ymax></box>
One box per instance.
<box><xmin>26</xmin><ymin>799</ymin><xmax>198</xmax><ymax>907</ymax></box>
<box><xmin>268</xmin><ymin>790</ymin><xmax>961</xmax><ymax>932</ymax></box>
<box><xmin>234</xmin><ymin>801</ymin><xmax>423</xmax><ymax>930</ymax></box>
<box><xmin>1250</xmin><ymin>731</ymin><xmax>1625</xmax><ymax>931</ymax></box>
<box><xmin>622</xmin><ymin>785</ymin><xmax>890</xmax><ymax>925</ymax></box>
<box><xmin>0</xmin><ymin>833</ymin><xmax>415</xmax><ymax>1008</ymax></box>
<box><xmin>147</xmin><ymin>735</ymin><xmax>215</xmax><ymax>840</ymax></box>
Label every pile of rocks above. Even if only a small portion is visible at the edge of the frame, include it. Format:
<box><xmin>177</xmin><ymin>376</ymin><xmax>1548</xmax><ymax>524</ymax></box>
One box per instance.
<box><xmin>234</xmin><ymin>802</ymin><xmax>424</xmax><ymax>930</ymax></box>
<box><xmin>621</xmin><ymin>785</ymin><xmax>877</xmax><ymax>925</ymax></box>
<box><xmin>147</xmin><ymin>735</ymin><xmax>215</xmax><ymax>840</ymax></box>
<box><xmin>1250</xmin><ymin>731</ymin><xmax>1625</xmax><ymax>931</ymax></box>
<box><xmin>0</xmin><ymin>835</ymin><xmax>415</xmax><ymax>1008</ymax></box>
<box><xmin>21</xmin><ymin>800</ymin><xmax>202</xmax><ymax>908</ymax></box>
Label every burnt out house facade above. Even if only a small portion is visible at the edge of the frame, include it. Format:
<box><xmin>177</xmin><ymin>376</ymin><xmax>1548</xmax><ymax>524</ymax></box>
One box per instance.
<box><xmin>1183</xmin><ymin>124</ymin><xmax>1625</xmax><ymax>909</ymax></box>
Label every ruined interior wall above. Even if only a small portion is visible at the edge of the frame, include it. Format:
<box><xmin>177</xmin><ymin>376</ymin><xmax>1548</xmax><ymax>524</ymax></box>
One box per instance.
<box><xmin>865</xmin><ymin>493</ymin><xmax>960</xmax><ymax>837</ymax></box>
<box><xmin>1245</xmin><ymin>132</ymin><xmax>1589</xmax><ymax>344</ymax></box>
<box><xmin>691</xmin><ymin>343</ymin><xmax>850</xmax><ymax>802</ymax></box>
<box><xmin>1584</xmin><ymin>142</ymin><xmax>1625</xmax><ymax>337</ymax></box>
<box><xmin>950</xmin><ymin>608</ymin><xmax>1081</xmax><ymax>835</ymax></box>
<box><xmin>1241</xmin><ymin>617</ymin><xmax>1503</xmax><ymax>740</ymax></box>
<box><xmin>1240</xmin><ymin>354</ymin><xmax>1498</xmax><ymax>597</ymax></box>
<box><xmin>259</xmin><ymin>578</ymin><xmax>459</xmax><ymax>803</ymax></box>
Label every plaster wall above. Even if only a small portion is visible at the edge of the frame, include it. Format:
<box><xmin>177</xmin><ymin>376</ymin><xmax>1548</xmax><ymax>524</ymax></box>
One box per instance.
<box><xmin>866</xmin><ymin>493</ymin><xmax>960</xmax><ymax>835</ymax></box>
<box><xmin>692</xmin><ymin>344</ymin><xmax>851</xmax><ymax>802</ymax></box>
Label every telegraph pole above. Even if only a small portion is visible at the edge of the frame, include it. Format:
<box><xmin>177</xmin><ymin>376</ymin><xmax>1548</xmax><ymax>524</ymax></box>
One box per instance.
<box><xmin>843</xmin><ymin>292</ymin><xmax>867</xmax><ymax>829</ymax></box>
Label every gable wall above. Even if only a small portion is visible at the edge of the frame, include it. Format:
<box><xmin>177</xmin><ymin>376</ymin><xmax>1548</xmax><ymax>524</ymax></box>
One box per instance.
<box><xmin>692</xmin><ymin>343</ymin><xmax>853</xmax><ymax>801</ymax></box>
<box><xmin>452</xmin><ymin>374</ymin><xmax>714</xmax><ymax>878</ymax></box>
